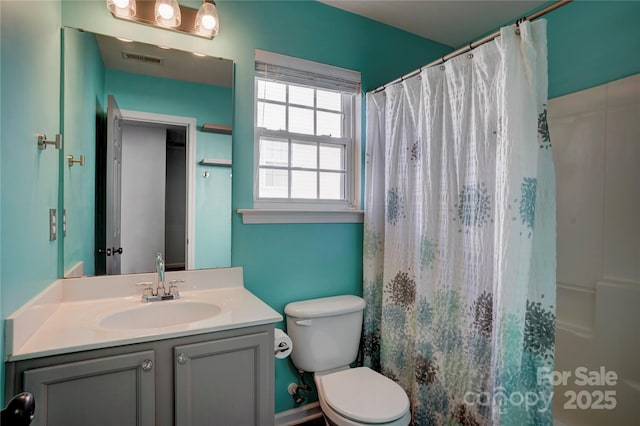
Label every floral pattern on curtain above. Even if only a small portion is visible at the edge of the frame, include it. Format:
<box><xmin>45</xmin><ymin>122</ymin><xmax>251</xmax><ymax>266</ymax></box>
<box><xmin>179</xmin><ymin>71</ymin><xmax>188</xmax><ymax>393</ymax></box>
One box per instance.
<box><xmin>363</xmin><ymin>21</ymin><xmax>556</xmax><ymax>425</ymax></box>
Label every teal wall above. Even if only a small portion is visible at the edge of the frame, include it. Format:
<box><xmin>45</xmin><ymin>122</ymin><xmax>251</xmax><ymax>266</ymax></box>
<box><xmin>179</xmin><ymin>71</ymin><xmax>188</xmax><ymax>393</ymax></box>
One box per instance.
<box><xmin>105</xmin><ymin>69</ymin><xmax>232</xmax><ymax>126</ymax></box>
<box><xmin>2</xmin><ymin>0</ymin><xmax>637</xmax><ymax>414</ymax></box>
<box><xmin>0</xmin><ymin>0</ymin><xmax>62</xmax><ymax>404</ymax></box>
<box><xmin>194</xmin><ymin>133</ymin><xmax>232</xmax><ymax>269</ymax></box>
<box><xmin>63</xmin><ymin>28</ymin><xmax>106</xmax><ymax>276</ymax></box>
<box><xmin>545</xmin><ymin>0</ymin><xmax>640</xmax><ymax>98</ymax></box>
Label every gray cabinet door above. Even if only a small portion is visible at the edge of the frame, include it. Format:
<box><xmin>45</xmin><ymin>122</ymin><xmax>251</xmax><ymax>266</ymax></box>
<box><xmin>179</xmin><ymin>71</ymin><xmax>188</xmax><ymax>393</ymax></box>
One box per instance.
<box><xmin>23</xmin><ymin>350</ymin><xmax>155</xmax><ymax>426</ymax></box>
<box><xmin>174</xmin><ymin>331</ymin><xmax>272</xmax><ymax>426</ymax></box>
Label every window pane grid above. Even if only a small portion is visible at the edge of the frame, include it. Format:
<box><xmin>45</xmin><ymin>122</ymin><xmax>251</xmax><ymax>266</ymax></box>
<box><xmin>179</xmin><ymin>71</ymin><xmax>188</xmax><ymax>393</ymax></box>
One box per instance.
<box><xmin>258</xmin><ymin>135</ymin><xmax>346</xmax><ymax>201</ymax></box>
<box><xmin>257</xmin><ymin>78</ymin><xmax>345</xmax><ymax>138</ymax></box>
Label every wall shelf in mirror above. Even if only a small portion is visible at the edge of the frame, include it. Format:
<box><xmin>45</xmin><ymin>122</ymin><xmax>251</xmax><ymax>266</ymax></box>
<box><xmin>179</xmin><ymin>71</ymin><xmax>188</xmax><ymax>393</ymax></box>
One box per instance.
<box><xmin>200</xmin><ymin>158</ymin><xmax>231</xmax><ymax>167</ymax></box>
<box><xmin>201</xmin><ymin>123</ymin><xmax>232</xmax><ymax>135</ymax></box>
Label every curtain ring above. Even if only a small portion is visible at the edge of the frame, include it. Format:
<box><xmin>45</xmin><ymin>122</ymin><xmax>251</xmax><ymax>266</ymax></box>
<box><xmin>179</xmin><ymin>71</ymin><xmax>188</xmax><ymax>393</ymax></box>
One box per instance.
<box><xmin>440</xmin><ymin>65</ymin><xmax>445</xmax><ymax>71</ymax></box>
<box><xmin>515</xmin><ymin>16</ymin><xmax>526</xmax><ymax>35</ymax></box>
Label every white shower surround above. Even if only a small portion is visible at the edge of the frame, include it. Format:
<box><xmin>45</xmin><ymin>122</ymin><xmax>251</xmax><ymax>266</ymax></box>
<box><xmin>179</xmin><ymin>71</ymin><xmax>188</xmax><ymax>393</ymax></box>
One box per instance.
<box><xmin>550</xmin><ymin>72</ymin><xmax>640</xmax><ymax>426</ymax></box>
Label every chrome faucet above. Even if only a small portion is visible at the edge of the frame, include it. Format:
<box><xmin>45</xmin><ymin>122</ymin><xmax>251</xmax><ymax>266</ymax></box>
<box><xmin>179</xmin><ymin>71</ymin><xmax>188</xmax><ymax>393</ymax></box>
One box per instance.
<box><xmin>136</xmin><ymin>253</ymin><xmax>181</xmax><ymax>302</ymax></box>
<box><xmin>156</xmin><ymin>252</ymin><xmax>166</xmax><ymax>295</ymax></box>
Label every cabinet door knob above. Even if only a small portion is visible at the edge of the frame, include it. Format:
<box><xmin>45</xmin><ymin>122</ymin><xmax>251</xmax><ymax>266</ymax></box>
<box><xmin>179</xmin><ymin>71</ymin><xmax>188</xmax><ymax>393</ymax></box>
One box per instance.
<box><xmin>177</xmin><ymin>353</ymin><xmax>188</xmax><ymax>365</ymax></box>
<box><xmin>141</xmin><ymin>359</ymin><xmax>153</xmax><ymax>371</ymax></box>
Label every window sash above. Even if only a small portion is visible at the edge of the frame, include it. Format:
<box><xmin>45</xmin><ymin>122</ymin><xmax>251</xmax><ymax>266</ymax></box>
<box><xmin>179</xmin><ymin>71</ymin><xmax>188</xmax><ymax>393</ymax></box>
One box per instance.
<box><xmin>256</xmin><ymin>77</ymin><xmax>352</xmax><ymax>139</ymax></box>
<box><xmin>256</xmin><ymin>130</ymin><xmax>351</xmax><ymax>203</ymax></box>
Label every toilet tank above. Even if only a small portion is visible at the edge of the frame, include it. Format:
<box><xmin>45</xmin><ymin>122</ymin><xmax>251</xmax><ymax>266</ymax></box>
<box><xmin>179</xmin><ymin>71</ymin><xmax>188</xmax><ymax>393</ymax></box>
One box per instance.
<box><xmin>285</xmin><ymin>295</ymin><xmax>366</xmax><ymax>373</ymax></box>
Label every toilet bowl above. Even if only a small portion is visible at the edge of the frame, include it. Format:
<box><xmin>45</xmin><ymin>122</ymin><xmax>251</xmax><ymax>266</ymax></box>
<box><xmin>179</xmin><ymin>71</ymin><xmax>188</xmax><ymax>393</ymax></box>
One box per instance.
<box><xmin>284</xmin><ymin>295</ymin><xmax>410</xmax><ymax>426</ymax></box>
<box><xmin>315</xmin><ymin>367</ymin><xmax>410</xmax><ymax>426</ymax></box>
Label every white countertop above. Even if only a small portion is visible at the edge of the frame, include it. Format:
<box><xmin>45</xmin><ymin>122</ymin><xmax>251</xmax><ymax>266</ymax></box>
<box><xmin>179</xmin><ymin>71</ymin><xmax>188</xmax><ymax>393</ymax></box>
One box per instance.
<box><xmin>5</xmin><ymin>268</ymin><xmax>283</xmax><ymax>361</ymax></box>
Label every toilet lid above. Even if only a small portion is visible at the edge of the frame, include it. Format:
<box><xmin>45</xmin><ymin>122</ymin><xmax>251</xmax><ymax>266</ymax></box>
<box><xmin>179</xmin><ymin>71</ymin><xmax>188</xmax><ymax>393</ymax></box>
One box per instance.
<box><xmin>319</xmin><ymin>367</ymin><xmax>409</xmax><ymax>424</ymax></box>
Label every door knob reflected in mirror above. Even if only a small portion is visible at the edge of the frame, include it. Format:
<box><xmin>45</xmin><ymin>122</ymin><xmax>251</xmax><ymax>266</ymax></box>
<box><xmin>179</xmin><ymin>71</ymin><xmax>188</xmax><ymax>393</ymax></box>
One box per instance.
<box><xmin>98</xmin><ymin>248</ymin><xmax>112</xmax><ymax>256</ymax></box>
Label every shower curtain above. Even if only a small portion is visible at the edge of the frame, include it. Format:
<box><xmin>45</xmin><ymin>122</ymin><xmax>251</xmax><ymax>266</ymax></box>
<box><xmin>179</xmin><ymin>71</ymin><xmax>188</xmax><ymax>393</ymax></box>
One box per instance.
<box><xmin>363</xmin><ymin>21</ymin><xmax>555</xmax><ymax>425</ymax></box>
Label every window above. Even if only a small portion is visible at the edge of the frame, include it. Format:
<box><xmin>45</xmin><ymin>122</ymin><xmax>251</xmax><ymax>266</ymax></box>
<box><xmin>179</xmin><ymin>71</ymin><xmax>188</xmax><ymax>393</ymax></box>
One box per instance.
<box><xmin>252</xmin><ymin>50</ymin><xmax>361</xmax><ymax>216</ymax></box>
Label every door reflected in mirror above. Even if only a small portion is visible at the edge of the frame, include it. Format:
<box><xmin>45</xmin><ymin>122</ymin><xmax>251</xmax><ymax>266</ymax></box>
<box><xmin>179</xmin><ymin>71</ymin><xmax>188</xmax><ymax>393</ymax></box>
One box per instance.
<box><xmin>63</xmin><ymin>28</ymin><xmax>233</xmax><ymax>277</ymax></box>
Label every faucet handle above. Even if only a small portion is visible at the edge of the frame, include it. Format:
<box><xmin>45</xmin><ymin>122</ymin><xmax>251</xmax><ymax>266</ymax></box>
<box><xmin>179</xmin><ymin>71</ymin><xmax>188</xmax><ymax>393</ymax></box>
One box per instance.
<box><xmin>136</xmin><ymin>281</ymin><xmax>153</xmax><ymax>297</ymax></box>
<box><xmin>168</xmin><ymin>279</ymin><xmax>184</xmax><ymax>296</ymax></box>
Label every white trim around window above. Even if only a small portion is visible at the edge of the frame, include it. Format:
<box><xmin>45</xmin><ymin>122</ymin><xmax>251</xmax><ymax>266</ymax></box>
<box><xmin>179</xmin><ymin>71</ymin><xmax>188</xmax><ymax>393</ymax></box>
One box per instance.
<box><xmin>237</xmin><ymin>209</ymin><xmax>364</xmax><ymax>224</ymax></box>
<box><xmin>242</xmin><ymin>49</ymin><xmax>362</xmax><ymax>224</ymax></box>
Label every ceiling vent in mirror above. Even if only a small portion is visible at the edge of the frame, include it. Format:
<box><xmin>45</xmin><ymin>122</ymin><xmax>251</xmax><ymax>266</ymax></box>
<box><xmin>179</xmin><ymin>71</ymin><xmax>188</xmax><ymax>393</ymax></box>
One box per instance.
<box><xmin>106</xmin><ymin>0</ymin><xmax>220</xmax><ymax>40</ymax></box>
<box><xmin>122</xmin><ymin>51</ymin><xmax>164</xmax><ymax>65</ymax></box>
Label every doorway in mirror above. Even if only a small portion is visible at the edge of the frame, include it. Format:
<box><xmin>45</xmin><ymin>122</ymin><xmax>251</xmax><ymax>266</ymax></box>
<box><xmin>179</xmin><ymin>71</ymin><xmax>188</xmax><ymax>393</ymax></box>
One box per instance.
<box><xmin>96</xmin><ymin>97</ymin><xmax>195</xmax><ymax>275</ymax></box>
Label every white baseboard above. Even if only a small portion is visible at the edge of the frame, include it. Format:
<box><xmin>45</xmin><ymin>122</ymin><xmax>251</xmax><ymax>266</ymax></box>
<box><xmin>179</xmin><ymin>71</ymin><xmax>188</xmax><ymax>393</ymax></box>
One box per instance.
<box><xmin>275</xmin><ymin>402</ymin><xmax>323</xmax><ymax>426</ymax></box>
<box><xmin>64</xmin><ymin>261</ymin><xmax>84</xmax><ymax>278</ymax></box>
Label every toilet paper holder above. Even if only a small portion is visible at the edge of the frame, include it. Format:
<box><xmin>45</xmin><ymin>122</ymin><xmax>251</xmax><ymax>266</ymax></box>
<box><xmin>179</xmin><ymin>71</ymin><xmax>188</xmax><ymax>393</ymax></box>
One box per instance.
<box><xmin>274</xmin><ymin>341</ymin><xmax>290</xmax><ymax>355</ymax></box>
<box><xmin>274</xmin><ymin>328</ymin><xmax>293</xmax><ymax>359</ymax></box>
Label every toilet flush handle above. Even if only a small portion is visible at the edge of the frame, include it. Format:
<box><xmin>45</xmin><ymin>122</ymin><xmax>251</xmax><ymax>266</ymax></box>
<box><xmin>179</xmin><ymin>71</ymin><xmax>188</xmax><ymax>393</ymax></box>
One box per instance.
<box><xmin>295</xmin><ymin>320</ymin><xmax>312</xmax><ymax>326</ymax></box>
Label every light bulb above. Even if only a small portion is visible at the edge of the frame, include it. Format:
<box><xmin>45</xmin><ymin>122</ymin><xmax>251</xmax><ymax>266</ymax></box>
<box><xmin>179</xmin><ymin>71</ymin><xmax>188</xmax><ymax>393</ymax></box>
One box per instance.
<box><xmin>158</xmin><ymin>3</ymin><xmax>174</xmax><ymax>19</ymax></box>
<box><xmin>107</xmin><ymin>0</ymin><xmax>135</xmax><ymax>17</ymax></box>
<box><xmin>195</xmin><ymin>1</ymin><xmax>219</xmax><ymax>36</ymax></box>
<box><xmin>201</xmin><ymin>15</ymin><xmax>216</xmax><ymax>30</ymax></box>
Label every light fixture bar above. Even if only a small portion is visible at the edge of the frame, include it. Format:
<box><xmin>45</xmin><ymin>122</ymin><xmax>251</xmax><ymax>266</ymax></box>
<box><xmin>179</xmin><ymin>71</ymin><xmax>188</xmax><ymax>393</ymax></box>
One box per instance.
<box><xmin>108</xmin><ymin>0</ymin><xmax>215</xmax><ymax>39</ymax></box>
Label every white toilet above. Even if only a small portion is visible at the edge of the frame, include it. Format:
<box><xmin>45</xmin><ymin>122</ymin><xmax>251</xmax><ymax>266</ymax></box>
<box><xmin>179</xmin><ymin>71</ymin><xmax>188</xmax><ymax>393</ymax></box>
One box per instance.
<box><xmin>285</xmin><ymin>295</ymin><xmax>411</xmax><ymax>426</ymax></box>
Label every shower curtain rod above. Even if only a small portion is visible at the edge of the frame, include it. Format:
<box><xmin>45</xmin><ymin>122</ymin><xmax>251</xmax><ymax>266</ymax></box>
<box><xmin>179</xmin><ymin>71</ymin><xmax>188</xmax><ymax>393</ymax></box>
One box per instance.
<box><xmin>371</xmin><ymin>0</ymin><xmax>573</xmax><ymax>94</ymax></box>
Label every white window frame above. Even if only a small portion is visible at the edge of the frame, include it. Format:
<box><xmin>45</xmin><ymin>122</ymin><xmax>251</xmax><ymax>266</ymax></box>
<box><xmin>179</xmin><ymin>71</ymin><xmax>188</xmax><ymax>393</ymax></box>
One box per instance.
<box><xmin>239</xmin><ymin>50</ymin><xmax>363</xmax><ymax>224</ymax></box>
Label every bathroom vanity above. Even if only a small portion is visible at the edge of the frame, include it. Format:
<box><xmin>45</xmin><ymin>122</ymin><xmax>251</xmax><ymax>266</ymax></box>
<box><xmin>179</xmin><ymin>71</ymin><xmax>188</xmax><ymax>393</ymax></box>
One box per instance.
<box><xmin>3</xmin><ymin>268</ymin><xmax>282</xmax><ymax>426</ymax></box>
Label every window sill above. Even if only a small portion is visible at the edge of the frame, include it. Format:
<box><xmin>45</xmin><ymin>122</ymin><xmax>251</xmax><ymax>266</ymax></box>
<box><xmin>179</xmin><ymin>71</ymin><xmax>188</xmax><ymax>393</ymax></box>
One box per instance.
<box><xmin>237</xmin><ymin>209</ymin><xmax>364</xmax><ymax>224</ymax></box>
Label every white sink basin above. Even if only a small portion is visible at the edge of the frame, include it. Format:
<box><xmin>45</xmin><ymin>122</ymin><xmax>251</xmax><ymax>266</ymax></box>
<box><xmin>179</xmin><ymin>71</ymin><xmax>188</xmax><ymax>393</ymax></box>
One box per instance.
<box><xmin>99</xmin><ymin>301</ymin><xmax>221</xmax><ymax>330</ymax></box>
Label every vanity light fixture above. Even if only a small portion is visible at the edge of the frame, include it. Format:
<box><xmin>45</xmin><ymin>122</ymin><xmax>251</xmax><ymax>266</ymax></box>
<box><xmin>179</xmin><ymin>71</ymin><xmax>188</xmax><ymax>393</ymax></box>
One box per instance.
<box><xmin>106</xmin><ymin>0</ymin><xmax>220</xmax><ymax>39</ymax></box>
<box><xmin>195</xmin><ymin>0</ymin><xmax>219</xmax><ymax>37</ymax></box>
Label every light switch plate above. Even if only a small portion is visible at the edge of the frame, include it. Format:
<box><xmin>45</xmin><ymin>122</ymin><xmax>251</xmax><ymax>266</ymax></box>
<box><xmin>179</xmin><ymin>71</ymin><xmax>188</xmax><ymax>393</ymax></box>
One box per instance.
<box><xmin>49</xmin><ymin>208</ymin><xmax>57</xmax><ymax>241</ymax></box>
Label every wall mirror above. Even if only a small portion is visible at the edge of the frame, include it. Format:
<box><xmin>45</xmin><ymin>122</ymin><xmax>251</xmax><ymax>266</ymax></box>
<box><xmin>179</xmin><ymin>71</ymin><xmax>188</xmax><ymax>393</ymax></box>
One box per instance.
<box><xmin>62</xmin><ymin>27</ymin><xmax>233</xmax><ymax>277</ymax></box>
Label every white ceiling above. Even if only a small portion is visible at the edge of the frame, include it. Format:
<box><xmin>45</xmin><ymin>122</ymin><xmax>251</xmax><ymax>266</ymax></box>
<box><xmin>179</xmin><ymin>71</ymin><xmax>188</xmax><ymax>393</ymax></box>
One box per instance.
<box><xmin>320</xmin><ymin>0</ymin><xmax>547</xmax><ymax>47</ymax></box>
<box><xmin>96</xmin><ymin>34</ymin><xmax>233</xmax><ymax>88</ymax></box>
